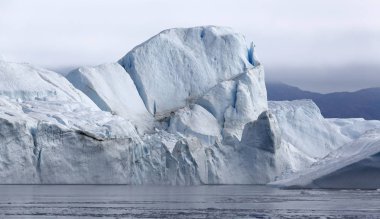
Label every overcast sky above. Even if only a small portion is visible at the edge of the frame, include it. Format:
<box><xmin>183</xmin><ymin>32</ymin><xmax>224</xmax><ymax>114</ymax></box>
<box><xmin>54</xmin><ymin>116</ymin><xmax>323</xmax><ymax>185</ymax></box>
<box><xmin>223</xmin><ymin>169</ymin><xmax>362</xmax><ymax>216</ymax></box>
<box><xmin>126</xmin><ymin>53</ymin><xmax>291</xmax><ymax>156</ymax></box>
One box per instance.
<box><xmin>1</xmin><ymin>0</ymin><xmax>379</xmax><ymax>93</ymax></box>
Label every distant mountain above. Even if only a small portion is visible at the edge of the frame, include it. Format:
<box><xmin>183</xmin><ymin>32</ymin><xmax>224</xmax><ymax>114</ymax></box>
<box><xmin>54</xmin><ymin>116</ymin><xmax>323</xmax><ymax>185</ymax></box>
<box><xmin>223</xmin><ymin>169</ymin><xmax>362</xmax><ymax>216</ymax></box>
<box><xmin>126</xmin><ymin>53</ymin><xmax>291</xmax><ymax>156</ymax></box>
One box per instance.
<box><xmin>266</xmin><ymin>82</ymin><xmax>322</xmax><ymax>100</ymax></box>
<box><xmin>266</xmin><ymin>82</ymin><xmax>380</xmax><ymax>120</ymax></box>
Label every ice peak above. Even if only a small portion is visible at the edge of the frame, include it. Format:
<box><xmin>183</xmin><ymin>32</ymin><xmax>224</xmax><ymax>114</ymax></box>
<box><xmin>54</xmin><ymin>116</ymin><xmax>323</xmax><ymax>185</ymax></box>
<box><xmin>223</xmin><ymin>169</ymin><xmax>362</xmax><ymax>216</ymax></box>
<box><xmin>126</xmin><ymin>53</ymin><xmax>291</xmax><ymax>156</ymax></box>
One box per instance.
<box><xmin>119</xmin><ymin>26</ymin><xmax>257</xmax><ymax>115</ymax></box>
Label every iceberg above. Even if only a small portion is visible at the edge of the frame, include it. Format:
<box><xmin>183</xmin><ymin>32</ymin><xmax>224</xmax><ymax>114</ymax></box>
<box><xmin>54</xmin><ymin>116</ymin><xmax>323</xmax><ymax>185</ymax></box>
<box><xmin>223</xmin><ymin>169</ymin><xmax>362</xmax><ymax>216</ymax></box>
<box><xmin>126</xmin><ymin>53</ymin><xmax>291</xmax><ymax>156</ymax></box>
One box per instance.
<box><xmin>0</xmin><ymin>26</ymin><xmax>379</xmax><ymax>187</ymax></box>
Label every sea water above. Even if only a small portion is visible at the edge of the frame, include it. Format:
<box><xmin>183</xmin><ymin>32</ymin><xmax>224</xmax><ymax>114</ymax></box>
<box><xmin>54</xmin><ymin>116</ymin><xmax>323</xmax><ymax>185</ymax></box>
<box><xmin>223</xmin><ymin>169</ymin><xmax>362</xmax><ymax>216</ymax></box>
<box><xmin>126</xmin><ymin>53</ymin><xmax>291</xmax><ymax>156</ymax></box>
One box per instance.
<box><xmin>0</xmin><ymin>185</ymin><xmax>379</xmax><ymax>218</ymax></box>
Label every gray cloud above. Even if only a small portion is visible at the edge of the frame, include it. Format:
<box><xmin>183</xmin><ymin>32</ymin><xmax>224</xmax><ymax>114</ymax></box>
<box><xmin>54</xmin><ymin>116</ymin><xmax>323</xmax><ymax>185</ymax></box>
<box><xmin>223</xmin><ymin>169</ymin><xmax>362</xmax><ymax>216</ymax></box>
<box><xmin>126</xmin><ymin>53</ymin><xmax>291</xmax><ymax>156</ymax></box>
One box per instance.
<box><xmin>1</xmin><ymin>0</ymin><xmax>379</xmax><ymax>92</ymax></box>
<box><xmin>266</xmin><ymin>64</ymin><xmax>380</xmax><ymax>93</ymax></box>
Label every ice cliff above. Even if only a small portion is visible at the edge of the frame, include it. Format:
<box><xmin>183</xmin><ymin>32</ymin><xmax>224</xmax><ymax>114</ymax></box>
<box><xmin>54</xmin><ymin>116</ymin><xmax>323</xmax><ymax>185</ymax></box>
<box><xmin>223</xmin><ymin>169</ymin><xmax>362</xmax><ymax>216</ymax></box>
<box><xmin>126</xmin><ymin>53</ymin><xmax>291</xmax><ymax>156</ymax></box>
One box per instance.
<box><xmin>0</xmin><ymin>26</ymin><xmax>379</xmax><ymax>188</ymax></box>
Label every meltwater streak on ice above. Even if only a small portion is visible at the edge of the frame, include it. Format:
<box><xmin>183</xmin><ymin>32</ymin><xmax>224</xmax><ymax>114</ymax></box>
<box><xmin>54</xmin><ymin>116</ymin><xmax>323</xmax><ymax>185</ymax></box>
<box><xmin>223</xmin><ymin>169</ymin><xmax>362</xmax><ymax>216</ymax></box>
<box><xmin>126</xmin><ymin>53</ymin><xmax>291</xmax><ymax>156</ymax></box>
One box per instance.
<box><xmin>1</xmin><ymin>185</ymin><xmax>380</xmax><ymax>218</ymax></box>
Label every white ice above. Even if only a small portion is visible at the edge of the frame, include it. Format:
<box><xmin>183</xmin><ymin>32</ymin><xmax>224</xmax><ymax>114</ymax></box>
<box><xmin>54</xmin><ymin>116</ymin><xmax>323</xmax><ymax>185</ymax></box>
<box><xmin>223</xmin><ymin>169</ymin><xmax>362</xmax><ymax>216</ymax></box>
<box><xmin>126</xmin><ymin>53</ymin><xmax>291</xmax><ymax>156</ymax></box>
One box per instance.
<box><xmin>67</xmin><ymin>63</ymin><xmax>154</xmax><ymax>134</ymax></box>
<box><xmin>0</xmin><ymin>26</ymin><xmax>379</xmax><ymax>187</ymax></box>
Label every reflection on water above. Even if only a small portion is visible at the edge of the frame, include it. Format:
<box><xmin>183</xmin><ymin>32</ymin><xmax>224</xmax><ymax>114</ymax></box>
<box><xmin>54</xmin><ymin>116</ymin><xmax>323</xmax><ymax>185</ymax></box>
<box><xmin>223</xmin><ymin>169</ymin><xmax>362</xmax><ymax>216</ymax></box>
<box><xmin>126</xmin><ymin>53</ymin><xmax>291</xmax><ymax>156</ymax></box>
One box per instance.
<box><xmin>0</xmin><ymin>185</ymin><xmax>379</xmax><ymax>218</ymax></box>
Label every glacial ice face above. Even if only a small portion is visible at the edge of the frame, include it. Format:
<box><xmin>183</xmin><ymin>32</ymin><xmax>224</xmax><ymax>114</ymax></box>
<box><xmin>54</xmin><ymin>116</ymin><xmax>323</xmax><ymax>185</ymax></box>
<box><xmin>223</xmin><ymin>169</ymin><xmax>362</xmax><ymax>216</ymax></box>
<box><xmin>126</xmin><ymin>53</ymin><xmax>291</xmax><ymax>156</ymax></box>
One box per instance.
<box><xmin>36</xmin><ymin>123</ymin><xmax>200</xmax><ymax>185</ymax></box>
<box><xmin>273</xmin><ymin>129</ymin><xmax>380</xmax><ymax>189</ymax></box>
<box><xmin>119</xmin><ymin>26</ymin><xmax>259</xmax><ymax>115</ymax></box>
<box><xmin>168</xmin><ymin>104</ymin><xmax>221</xmax><ymax>145</ymax></box>
<box><xmin>237</xmin><ymin>111</ymin><xmax>282</xmax><ymax>183</ymax></box>
<box><xmin>197</xmin><ymin>66</ymin><xmax>268</xmax><ymax>144</ymax></box>
<box><xmin>0</xmin><ymin>100</ymin><xmax>38</xmax><ymax>183</ymax></box>
<box><xmin>240</xmin><ymin>112</ymin><xmax>280</xmax><ymax>154</ymax></box>
<box><xmin>232</xmin><ymin>106</ymin><xmax>325</xmax><ymax>184</ymax></box>
<box><xmin>67</xmin><ymin>63</ymin><xmax>154</xmax><ymax>133</ymax></box>
<box><xmin>0</xmin><ymin>61</ymin><xmax>97</xmax><ymax>108</ymax></box>
<box><xmin>163</xmin><ymin>100</ymin><xmax>348</xmax><ymax>184</ymax></box>
<box><xmin>269</xmin><ymin>100</ymin><xmax>350</xmax><ymax>159</ymax></box>
<box><xmin>0</xmin><ymin>96</ymin><xmax>203</xmax><ymax>184</ymax></box>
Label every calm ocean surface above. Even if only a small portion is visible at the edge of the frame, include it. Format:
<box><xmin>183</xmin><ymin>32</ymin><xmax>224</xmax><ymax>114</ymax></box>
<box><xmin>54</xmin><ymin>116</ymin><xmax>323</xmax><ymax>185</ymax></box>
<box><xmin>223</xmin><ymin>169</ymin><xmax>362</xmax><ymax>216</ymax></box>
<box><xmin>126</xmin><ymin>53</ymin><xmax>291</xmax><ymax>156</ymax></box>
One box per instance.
<box><xmin>0</xmin><ymin>185</ymin><xmax>380</xmax><ymax>218</ymax></box>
